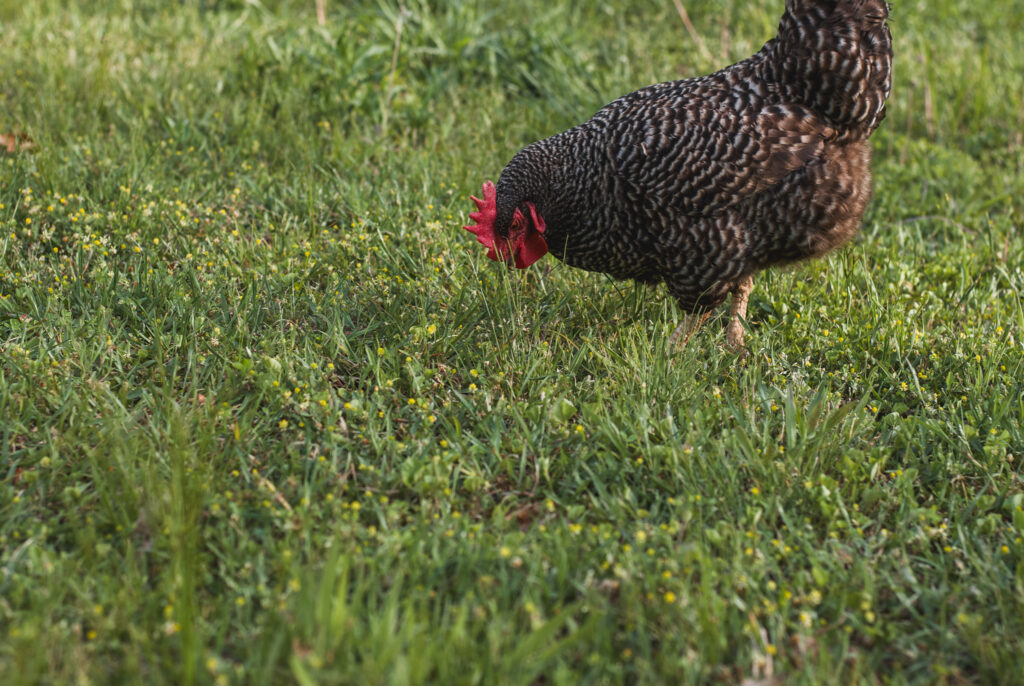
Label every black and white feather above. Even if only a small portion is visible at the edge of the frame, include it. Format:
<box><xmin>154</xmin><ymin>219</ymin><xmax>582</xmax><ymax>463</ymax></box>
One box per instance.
<box><xmin>491</xmin><ymin>0</ymin><xmax>893</xmax><ymax>314</ymax></box>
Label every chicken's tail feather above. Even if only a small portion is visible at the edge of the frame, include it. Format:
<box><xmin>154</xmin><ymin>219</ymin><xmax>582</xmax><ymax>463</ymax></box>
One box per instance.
<box><xmin>771</xmin><ymin>0</ymin><xmax>893</xmax><ymax>139</ymax></box>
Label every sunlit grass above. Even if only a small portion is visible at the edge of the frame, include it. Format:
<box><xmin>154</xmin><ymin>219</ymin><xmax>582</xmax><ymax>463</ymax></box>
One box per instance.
<box><xmin>1</xmin><ymin>0</ymin><xmax>1022</xmax><ymax>683</ymax></box>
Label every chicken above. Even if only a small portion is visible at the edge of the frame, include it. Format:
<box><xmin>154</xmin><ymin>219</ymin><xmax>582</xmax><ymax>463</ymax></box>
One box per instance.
<box><xmin>464</xmin><ymin>0</ymin><xmax>893</xmax><ymax>349</ymax></box>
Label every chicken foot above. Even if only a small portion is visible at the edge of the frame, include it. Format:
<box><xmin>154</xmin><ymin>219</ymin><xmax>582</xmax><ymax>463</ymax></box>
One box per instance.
<box><xmin>725</xmin><ymin>275</ymin><xmax>754</xmax><ymax>350</ymax></box>
<box><xmin>670</xmin><ymin>274</ymin><xmax>753</xmax><ymax>350</ymax></box>
<box><xmin>669</xmin><ymin>311</ymin><xmax>711</xmax><ymax>349</ymax></box>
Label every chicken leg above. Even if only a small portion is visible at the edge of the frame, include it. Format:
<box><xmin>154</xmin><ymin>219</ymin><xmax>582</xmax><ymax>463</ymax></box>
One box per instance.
<box><xmin>725</xmin><ymin>275</ymin><xmax>754</xmax><ymax>350</ymax></box>
<box><xmin>669</xmin><ymin>311</ymin><xmax>711</xmax><ymax>349</ymax></box>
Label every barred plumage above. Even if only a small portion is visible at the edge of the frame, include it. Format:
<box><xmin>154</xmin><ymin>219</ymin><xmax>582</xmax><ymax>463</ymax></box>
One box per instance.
<box><xmin>471</xmin><ymin>0</ymin><xmax>893</xmax><ymax>348</ymax></box>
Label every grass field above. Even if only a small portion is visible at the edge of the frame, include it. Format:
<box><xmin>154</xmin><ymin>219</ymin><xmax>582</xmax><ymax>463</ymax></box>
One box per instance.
<box><xmin>1</xmin><ymin>0</ymin><xmax>1023</xmax><ymax>683</ymax></box>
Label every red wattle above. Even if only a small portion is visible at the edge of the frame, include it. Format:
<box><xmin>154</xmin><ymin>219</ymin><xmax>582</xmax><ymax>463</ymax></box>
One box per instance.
<box><xmin>527</xmin><ymin>202</ymin><xmax>546</xmax><ymax>234</ymax></box>
<box><xmin>463</xmin><ymin>182</ymin><xmax>548</xmax><ymax>268</ymax></box>
<box><xmin>513</xmin><ymin>202</ymin><xmax>548</xmax><ymax>268</ymax></box>
<box><xmin>515</xmin><ymin>230</ymin><xmax>548</xmax><ymax>268</ymax></box>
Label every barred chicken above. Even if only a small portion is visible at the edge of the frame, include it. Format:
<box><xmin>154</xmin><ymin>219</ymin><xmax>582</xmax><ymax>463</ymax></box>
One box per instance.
<box><xmin>464</xmin><ymin>0</ymin><xmax>893</xmax><ymax>349</ymax></box>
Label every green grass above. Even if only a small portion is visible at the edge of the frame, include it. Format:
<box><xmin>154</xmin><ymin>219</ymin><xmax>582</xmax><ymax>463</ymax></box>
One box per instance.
<box><xmin>1</xmin><ymin>0</ymin><xmax>1023</xmax><ymax>683</ymax></box>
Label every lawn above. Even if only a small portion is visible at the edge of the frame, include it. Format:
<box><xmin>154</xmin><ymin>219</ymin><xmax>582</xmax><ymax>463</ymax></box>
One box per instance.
<box><xmin>1</xmin><ymin>0</ymin><xmax>1022</xmax><ymax>683</ymax></box>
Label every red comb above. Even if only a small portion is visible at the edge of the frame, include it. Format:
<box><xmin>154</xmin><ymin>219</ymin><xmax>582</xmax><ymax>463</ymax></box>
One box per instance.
<box><xmin>464</xmin><ymin>180</ymin><xmax>499</xmax><ymax>261</ymax></box>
